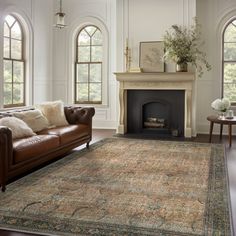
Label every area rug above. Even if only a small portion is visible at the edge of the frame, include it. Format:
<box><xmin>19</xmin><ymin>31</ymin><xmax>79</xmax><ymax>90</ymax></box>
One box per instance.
<box><xmin>0</xmin><ymin>138</ymin><xmax>232</xmax><ymax>235</ymax></box>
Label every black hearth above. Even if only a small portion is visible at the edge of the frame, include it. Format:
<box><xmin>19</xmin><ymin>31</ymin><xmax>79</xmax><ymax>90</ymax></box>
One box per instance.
<box><xmin>127</xmin><ymin>90</ymin><xmax>185</xmax><ymax>137</ymax></box>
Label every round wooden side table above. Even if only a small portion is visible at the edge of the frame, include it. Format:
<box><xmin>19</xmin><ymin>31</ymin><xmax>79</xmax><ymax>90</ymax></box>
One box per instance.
<box><xmin>207</xmin><ymin>115</ymin><xmax>236</xmax><ymax>147</ymax></box>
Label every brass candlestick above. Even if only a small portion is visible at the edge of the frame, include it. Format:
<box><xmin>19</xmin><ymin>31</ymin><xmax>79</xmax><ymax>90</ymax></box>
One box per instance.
<box><xmin>124</xmin><ymin>44</ymin><xmax>131</xmax><ymax>72</ymax></box>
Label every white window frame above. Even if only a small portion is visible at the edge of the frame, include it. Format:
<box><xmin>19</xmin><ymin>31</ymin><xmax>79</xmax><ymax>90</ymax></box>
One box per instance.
<box><xmin>222</xmin><ymin>18</ymin><xmax>236</xmax><ymax>105</ymax></box>
<box><xmin>0</xmin><ymin>7</ymin><xmax>33</xmax><ymax>109</ymax></box>
<box><xmin>67</xmin><ymin>16</ymin><xmax>109</xmax><ymax>107</ymax></box>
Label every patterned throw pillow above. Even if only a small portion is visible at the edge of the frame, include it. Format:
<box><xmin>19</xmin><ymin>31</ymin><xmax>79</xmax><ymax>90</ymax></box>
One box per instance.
<box><xmin>0</xmin><ymin>117</ymin><xmax>36</xmax><ymax>139</ymax></box>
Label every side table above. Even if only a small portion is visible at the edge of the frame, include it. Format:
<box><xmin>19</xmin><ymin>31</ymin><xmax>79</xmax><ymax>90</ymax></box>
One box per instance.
<box><xmin>207</xmin><ymin>115</ymin><xmax>236</xmax><ymax>147</ymax></box>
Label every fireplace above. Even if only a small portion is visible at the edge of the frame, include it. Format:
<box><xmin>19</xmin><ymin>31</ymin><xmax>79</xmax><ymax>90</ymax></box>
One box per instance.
<box><xmin>127</xmin><ymin>90</ymin><xmax>185</xmax><ymax>136</ymax></box>
<box><xmin>115</xmin><ymin>72</ymin><xmax>196</xmax><ymax>137</ymax></box>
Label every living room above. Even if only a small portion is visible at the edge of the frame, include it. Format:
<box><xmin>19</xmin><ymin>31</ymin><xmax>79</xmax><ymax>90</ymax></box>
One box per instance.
<box><xmin>0</xmin><ymin>0</ymin><xmax>235</xmax><ymax>235</ymax></box>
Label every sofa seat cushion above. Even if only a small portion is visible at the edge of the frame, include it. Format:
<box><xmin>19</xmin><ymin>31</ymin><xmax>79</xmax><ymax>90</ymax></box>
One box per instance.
<box><xmin>38</xmin><ymin>124</ymin><xmax>90</xmax><ymax>145</ymax></box>
<box><xmin>13</xmin><ymin>135</ymin><xmax>60</xmax><ymax>164</ymax></box>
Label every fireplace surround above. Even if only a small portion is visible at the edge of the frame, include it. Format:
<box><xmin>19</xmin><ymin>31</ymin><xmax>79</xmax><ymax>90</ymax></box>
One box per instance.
<box><xmin>115</xmin><ymin>72</ymin><xmax>196</xmax><ymax>138</ymax></box>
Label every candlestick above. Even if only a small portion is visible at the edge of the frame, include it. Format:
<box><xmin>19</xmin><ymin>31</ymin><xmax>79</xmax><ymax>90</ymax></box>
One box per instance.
<box><xmin>124</xmin><ymin>39</ymin><xmax>131</xmax><ymax>72</ymax></box>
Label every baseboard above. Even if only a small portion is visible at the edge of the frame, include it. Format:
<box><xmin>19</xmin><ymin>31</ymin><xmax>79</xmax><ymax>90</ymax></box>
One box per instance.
<box><xmin>197</xmin><ymin>123</ymin><xmax>236</xmax><ymax>135</ymax></box>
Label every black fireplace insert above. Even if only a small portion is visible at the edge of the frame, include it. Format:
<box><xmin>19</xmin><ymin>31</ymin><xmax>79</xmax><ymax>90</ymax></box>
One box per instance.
<box><xmin>127</xmin><ymin>90</ymin><xmax>185</xmax><ymax>137</ymax></box>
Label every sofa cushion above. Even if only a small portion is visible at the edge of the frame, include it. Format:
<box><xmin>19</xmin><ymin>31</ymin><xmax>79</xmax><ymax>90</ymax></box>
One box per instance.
<box><xmin>37</xmin><ymin>101</ymin><xmax>69</xmax><ymax>127</ymax></box>
<box><xmin>13</xmin><ymin>135</ymin><xmax>60</xmax><ymax>163</ymax></box>
<box><xmin>38</xmin><ymin>124</ymin><xmax>90</xmax><ymax>145</ymax></box>
<box><xmin>13</xmin><ymin>109</ymin><xmax>50</xmax><ymax>132</ymax></box>
<box><xmin>0</xmin><ymin>117</ymin><xmax>36</xmax><ymax>140</ymax></box>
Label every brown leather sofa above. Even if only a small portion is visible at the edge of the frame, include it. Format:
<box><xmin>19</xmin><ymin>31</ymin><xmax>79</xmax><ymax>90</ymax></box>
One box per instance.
<box><xmin>0</xmin><ymin>106</ymin><xmax>95</xmax><ymax>192</ymax></box>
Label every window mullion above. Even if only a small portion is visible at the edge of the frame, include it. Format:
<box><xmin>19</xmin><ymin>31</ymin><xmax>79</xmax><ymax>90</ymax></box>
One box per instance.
<box><xmin>11</xmin><ymin>60</ymin><xmax>14</xmax><ymax>105</ymax></box>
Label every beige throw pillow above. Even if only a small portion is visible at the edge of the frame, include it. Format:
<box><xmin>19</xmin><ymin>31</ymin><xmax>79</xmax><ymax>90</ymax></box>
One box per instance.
<box><xmin>0</xmin><ymin>117</ymin><xmax>36</xmax><ymax>139</ymax></box>
<box><xmin>13</xmin><ymin>109</ymin><xmax>50</xmax><ymax>132</ymax></box>
<box><xmin>37</xmin><ymin>100</ymin><xmax>69</xmax><ymax>127</ymax></box>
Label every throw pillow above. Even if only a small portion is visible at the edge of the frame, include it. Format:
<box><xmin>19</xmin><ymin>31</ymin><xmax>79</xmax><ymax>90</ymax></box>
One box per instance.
<box><xmin>13</xmin><ymin>109</ymin><xmax>50</xmax><ymax>132</ymax></box>
<box><xmin>36</xmin><ymin>100</ymin><xmax>69</xmax><ymax>127</ymax></box>
<box><xmin>0</xmin><ymin>117</ymin><xmax>36</xmax><ymax>139</ymax></box>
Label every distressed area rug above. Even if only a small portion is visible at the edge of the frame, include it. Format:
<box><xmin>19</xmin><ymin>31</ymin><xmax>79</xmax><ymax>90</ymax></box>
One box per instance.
<box><xmin>0</xmin><ymin>138</ymin><xmax>231</xmax><ymax>235</ymax></box>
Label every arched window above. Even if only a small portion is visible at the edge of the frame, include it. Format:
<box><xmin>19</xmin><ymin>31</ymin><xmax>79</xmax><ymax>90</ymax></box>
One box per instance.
<box><xmin>223</xmin><ymin>18</ymin><xmax>236</xmax><ymax>103</ymax></box>
<box><xmin>3</xmin><ymin>15</ymin><xmax>25</xmax><ymax>107</ymax></box>
<box><xmin>75</xmin><ymin>25</ymin><xmax>102</xmax><ymax>104</ymax></box>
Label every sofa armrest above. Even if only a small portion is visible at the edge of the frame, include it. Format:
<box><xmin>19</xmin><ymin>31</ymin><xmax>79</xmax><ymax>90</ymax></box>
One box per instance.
<box><xmin>64</xmin><ymin>106</ymin><xmax>95</xmax><ymax>125</ymax></box>
<box><xmin>0</xmin><ymin>126</ymin><xmax>13</xmax><ymax>191</ymax></box>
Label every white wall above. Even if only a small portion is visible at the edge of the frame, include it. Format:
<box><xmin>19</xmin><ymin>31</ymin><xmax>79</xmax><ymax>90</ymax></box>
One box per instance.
<box><xmin>0</xmin><ymin>0</ymin><xmax>54</xmax><ymax>108</ymax></box>
<box><xmin>52</xmin><ymin>0</ymin><xmax>197</xmax><ymax>129</ymax></box>
<box><xmin>1</xmin><ymin>0</ymin><xmax>236</xmax><ymax>134</ymax></box>
<box><xmin>52</xmin><ymin>0</ymin><xmax>117</xmax><ymax>129</ymax></box>
<box><xmin>121</xmin><ymin>0</ymin><xmax>196</xmax><ymax>71</ymax></box>
<box><xmin>196</xmin><ymin>0</ymin><xmax>236</xmax><ymax>134</ymax></box>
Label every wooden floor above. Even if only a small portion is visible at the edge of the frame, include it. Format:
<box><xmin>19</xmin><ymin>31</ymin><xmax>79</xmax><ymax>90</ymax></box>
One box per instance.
<box><xmin>0</xmin><ymin>129</ymin><xmax>235</xmax><ymax>236</ymax></box>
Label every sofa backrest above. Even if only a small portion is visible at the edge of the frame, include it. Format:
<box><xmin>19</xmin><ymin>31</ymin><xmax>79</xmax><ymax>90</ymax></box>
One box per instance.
<box><xmin>0</xmin><ymin>107</ymin><xmax>35</xmax><ymax>118</ymax></box>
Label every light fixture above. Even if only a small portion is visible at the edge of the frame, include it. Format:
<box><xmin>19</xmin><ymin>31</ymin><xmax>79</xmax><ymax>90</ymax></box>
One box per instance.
<box><xmin>54</xmin><ymin>0</ymin><xmax>66</xmax><ymax>29</ymax></box>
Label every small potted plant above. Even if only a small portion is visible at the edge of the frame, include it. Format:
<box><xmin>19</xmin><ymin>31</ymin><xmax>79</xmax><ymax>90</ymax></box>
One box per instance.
<box><xmin>163</xmin><ymin>19</ymin><xmax>211</xmax><ymax>77</ymax></box>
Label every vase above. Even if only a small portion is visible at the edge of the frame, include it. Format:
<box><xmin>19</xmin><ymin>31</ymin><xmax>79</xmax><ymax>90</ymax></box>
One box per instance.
<box><xmin>218</xmin><ymin>111</ymin><xmax>226</xmax><ymax>120</ymax></box>
<box><xmin>176</xmin><ymin>63</ymin><xmax>188</xmax><ymax>72</ymax></box>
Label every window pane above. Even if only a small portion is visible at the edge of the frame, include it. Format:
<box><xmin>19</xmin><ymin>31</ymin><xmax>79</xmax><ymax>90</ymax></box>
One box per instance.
<box><xmin>89</xmin><ymin>83</ymin><xmax>101</xmax><ymax>102</ymax></box>
<box><xmin>4</xmin><ymin>60</ymin><xmax>12</xmax><ymax>83</ymax></box>
<box><xmin>4</xmin><ymin>83</ymin><xmax>12</xmax><ymax>105</ymax></box>
<box><xmin>11</xmin><ymin>39</ymin><xmax>22</xmax><ymax>59</ymax></box>
<box><xmin>224</xmin><ymin>63</ymin><xmax>236</xmax><ymax>83</ymax></box>
<box><xmin>90</xmin><ymin>64</ymin><xmax>101</xmax><ymax>82</ymax></box>
<box><xmin>78</xmin><ymin>46</ymin><xmax>90</xmax><ymax>62</ymax></box>
<box><xmin>11</xmin><ymin>22</ymin><xmax>22</xmax><ymax>40</ymax></box>
<box><xmin>224</xmin><ymin>43</ymin><xmax>236</xmax><ymax>61</ymax></box>
<box><xmin>4</xmin><ymin>37</ymin><xmax>10</xmax><ymax>58</ymax></box>
<box><xmin>76</xmin><ymin>64</ymin><xmax>88</xmax><ymax>82</ymax></box>
<box><xmin>92</xmin><ymin>30</ymin><xmax>102</xmax><ymax>45</ymax></box>
<box><xmin>78</xmin><ymin>30</ymin><xmax>90</xmax><ymax>46</ymax></box>
<box><xmin>224</xmin><ymin>83</ymin><xmax>236</xmax><ymax>102</ymax></box>
<box><xmin>91</xmin><ymin>46</ymin><xmax>102</xmax><ymax>62</ymax></box>
<box><xmin>76</xmin><ymin>83</ymin><xmax>88</xmax><ymax>101</ymax></box>
<box><xmin>5</xmin><ymin>15</ymin><xmax>15</xmax><ymax>27</ymax></box>
<box><xmin>85</xmin><ymin>26</ymin><xmax>96</xmax><ymax>36</ymax></box>
<box><xmin>13</xmin><ymin>83</ymin><xmax>24</xmax><ymax>104</ymax></box>
<box><xmin>224</xmin><ymin>23</ymin><xmax>236</xmax><ymax>42</ymax></box>
<box><xmin>4</xmin><ymin>22</ymin><xmax>9</xmax><ymax>37</ymax></box>
<box><xmin>13</xmin><ymin>61</ymin><xmax>24</xmax><ymax>83</ymax></box>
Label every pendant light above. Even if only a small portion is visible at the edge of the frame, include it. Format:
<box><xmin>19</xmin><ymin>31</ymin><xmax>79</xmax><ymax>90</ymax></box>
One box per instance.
<box><xmin>54</xmin><ymin>0</ymin><xmax>66</xmax><ymax>29</ymax></box>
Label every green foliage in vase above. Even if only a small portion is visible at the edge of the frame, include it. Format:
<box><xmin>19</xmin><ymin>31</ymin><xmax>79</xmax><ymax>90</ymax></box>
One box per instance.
<box><xmin>163</xmin><ymin>18</ymin><xmax>211</xmax><ymax>77</ymax></box>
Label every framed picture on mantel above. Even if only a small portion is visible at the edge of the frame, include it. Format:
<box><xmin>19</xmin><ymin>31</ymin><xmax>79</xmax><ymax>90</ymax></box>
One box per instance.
<box><xmin>139</xmin><ymin>41</ymin><xmax>165</xmax><ymax>72</ymax></box>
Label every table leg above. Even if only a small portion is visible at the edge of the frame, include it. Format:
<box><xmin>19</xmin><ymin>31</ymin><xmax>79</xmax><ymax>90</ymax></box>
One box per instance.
<box><xmin>228</xmin><ymin>124</ymin><xmax>232</xmax><ymax>147</ymax></box>
<box><xmin>209</xmin><ymin>121</ymin><xmax>214</xmax><ymax>143</ymax></box>
<box><xmin>220</xmin><ymin>124</ymin><xmax>223</xmax><ymax>140</ymax></box>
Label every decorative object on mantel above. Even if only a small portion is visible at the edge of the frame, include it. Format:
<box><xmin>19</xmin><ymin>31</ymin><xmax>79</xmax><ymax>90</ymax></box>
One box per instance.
<box><xmin>54</xmin><ymin>0</ymin><xmax>67</xmax><ymax>29</ymax></box>
<box><xmin>124</xmin><ymin>38</ymin><xmax>132</xmax><ymax>72</ymax></box>
<box><xmin>162</xmin><ymin>18</ymin><xmax>211</xmax><ymax>77</ymax></box>
<box><xmin>129</xmin><ymin>67</ymin><xmax>143</xmax><ymax>73</ymax></box>
<box><xmin>211</xmin><ymin>98</ymin><xmax>231</xmax><ymax>119</ymax></box>
<box><xmin>139</xmin><ymin>41</ymin><xmax>165</xmax><ymax>72</ymax></box>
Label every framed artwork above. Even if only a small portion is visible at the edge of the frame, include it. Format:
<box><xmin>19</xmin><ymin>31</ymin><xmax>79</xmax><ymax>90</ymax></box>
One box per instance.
<box><xmin>139</xmin><ymin>41</ymin><xmax>165</xmax><ymax>72</ymax></box>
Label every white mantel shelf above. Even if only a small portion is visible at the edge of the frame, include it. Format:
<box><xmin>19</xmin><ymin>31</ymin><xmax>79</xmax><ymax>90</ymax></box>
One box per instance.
<box><xmin>114</xmin><ymin>72</ymin><xmax>196</xmax><ymax>138</ymax></box>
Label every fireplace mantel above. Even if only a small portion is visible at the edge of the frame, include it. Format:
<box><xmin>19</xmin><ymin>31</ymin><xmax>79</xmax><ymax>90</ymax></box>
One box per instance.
<box><xmin>114</xmin><ymin>72</ymin><xmax>196</xmax><ymax>137</ymax></box>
